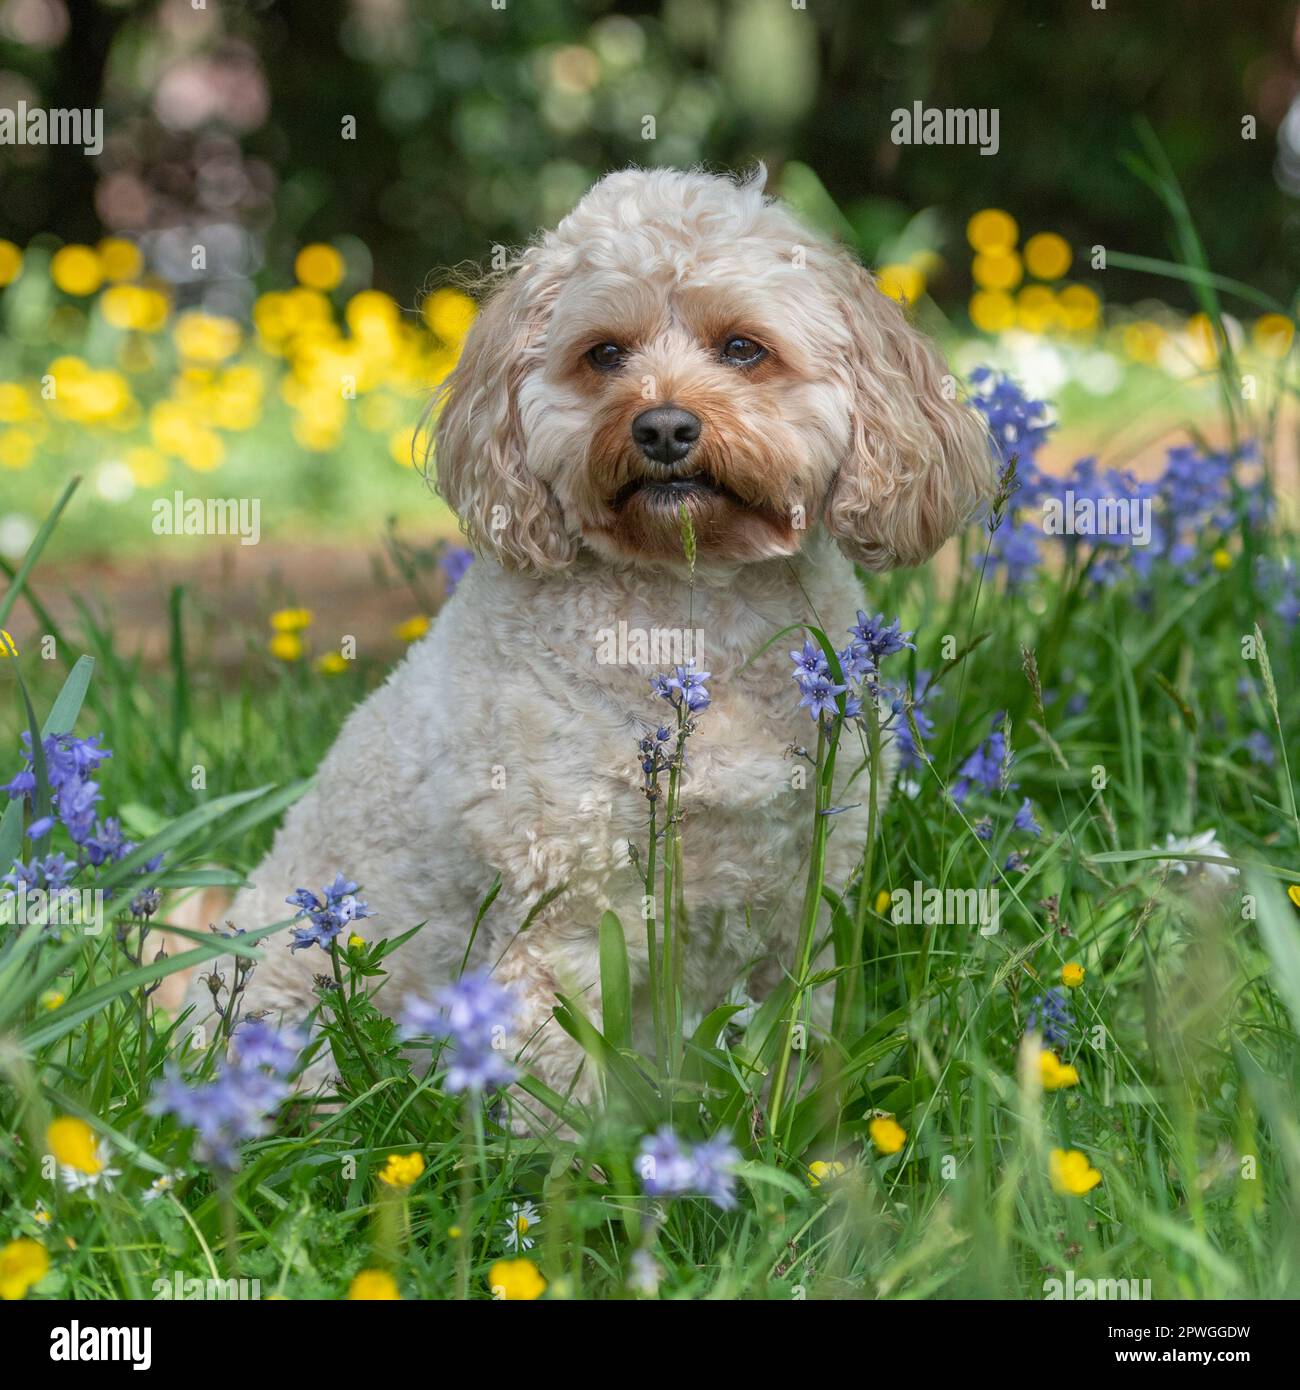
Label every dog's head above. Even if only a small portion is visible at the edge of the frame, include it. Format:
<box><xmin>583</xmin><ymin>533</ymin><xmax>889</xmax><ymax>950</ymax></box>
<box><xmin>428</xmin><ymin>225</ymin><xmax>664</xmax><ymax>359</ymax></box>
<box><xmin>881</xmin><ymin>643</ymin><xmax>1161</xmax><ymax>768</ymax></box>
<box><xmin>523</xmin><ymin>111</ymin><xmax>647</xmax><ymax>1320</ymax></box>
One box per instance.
<box><xmin>429</xmin><ymin>166</ymin><xmax>995</xmax><ymax>572</ymax></box>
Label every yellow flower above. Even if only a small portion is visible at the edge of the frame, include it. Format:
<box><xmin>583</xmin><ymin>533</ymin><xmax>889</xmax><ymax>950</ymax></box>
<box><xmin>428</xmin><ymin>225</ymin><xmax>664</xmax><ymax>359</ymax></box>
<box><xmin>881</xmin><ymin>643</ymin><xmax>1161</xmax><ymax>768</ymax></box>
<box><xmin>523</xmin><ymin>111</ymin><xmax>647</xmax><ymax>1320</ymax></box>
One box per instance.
<box><xmin>876</xmin><ymin>263</ymin><xmax>924</xmax><ymax>307</ymax></box>
<box><xmin>125</xmin><ymin>446</ymin><xmax>168</xmax><ymax>488</ymax></box>
<box><xmin>394</xmin><ymin>615</ymin><xmax>430</xmax><ymax>642</ymax></box>
<box><xmin>869</xmin><ymin>1116</ymin><xmax>907</xmax><ymax>1155</ymax></box>
<box><xmin>348</xmin><ymin>1268</ymin><xmax>400</xmax><ymax>1300</ymax></box>
<box><xmin>270</xmin><ymin>607</ymin><xmax>313</xmax><ymax>632</ymax></box>
<box><xmin>378</xmin><ymin>1152</ymin><xmax>425</xmax><ymax>1187</ymax></box>
<box><xmin>1056</xmin><ymin>284</ymin><xmax>1101</xmax><ymax>333</ymax></box>
<box><xmin>389</xmin><ymin>425</ymin><xmax>418</xmax><ymax>467</ymax></box>
<box><xmin>422</xmin><ymin>287</ymin><xmax>477</xmax><ymax>344</ymax></box>
<box><xmin>1016</xmin><ymin>285</ymin><xmax>1058</xmax><ymax>334</ymax></box>
<box><xmin>448</xmin><ymin>1225</ymin><xmax>463</xmax><ymax>1239</ymax></box>
<box><xmin>101</xmin><ymin>284</ymin><xmax>169</xmax><ymax>333</ymax></box>
<box><xmin>1050</xmin><ymin>1147</ymin><xmax>1102</xmax><ymax>1196</ymax></box>
<box><xmin>1186</xmin><ymin>312</ymin><xmax>1225</xmax><ymax>368</ymax></box>
<box><xmin>295</xmin><ymin>243</ymin><xmax>345</xmax><ymax>291</ymax></box>
<box><xmin>47</xmin><ymin>1117</ymin><xmax>102</xmax><ymax>1175</ymax></box>
<box><xmin>1287</xmin><ymin>884</ymin><xmax>1300</xmax><ymax>910</ymax></box>
<box><xmin>0</xmin><ymin>630</ymin><xmax>16</xmax><ymax>657</ymax></box>
<box><xmin>50</xmin><ymin>245</ymin><xmax>103</xmax><ymax>296</ymax></box>
<box><xmin>97</xmin><ymin>238</ymin><xmax>143</xmax><ymax>283</ymax></box>
<box><xmin>0</xmin><ymin>427</ymin><xmax>35</xmax><ymax>470</ymax></box>
<box><xmin>972</xmin><ymin>248</ymin><xmax>1023</xmax><ymax>293</ymax></box>
<box><xmin>873</xmin><ymin>888</ymin><xmax>891</xmax><ymax>915</ymax></box>
<box><xmin>0</xmin><ymin>381</ymin><xmax>32</xmax><ymax>422</ymax></box>
<box><xmin>1039</xmin><ymin>1050</ymin><xmax>1080</xmax><ymax>1091</ymax></box>
<box><xmin>31</xmin><ymin>1202</ymin><xmax>52</xmax><ymax>1227</ymax></box>
<box><xmin>969</xmin><ymin>289</ymin><xmax>1017</xmax><ymax>335</ymax></box>
<box><xmin>1253</xmin><ymin>313</ymin><xmax>1294</xmax><ymax>359</ymax></box>
<box><xmin>0</xmin><ymin>1238</ymin><xmax>49</xmax><ymax>1300</ymax></box>
<box><xmin>807</xmin><ymin>1159</ymin><xmax>846</xmax><ymax>1187</ymax></box>
<box><xmin>269</xmin><ymin>633</ymin><xmax>304</xmax><ymax>663</ymax></box>
<box><xmin>1210</xmin><ymin>548</ymin><xmax>1232</xmax><ymax>572</ymax></box>
<box><xmin>1023</xmin><ymin>232</ymin><xmax>1072</xmax><ymax>281</ymax></box>
<box><xmin>347</xmin><ymin>933</ymin><xmax>365</xmax><ymax>949</ymax></box>
<box><xmin>315</xmin><ymin>651</ymin><xmax>349</xmax><ymax>676</ymax></box>
<box><xmin>39</xmin><ymin>990</ymin><xmax>65</xmax><ymax>1010</ymax></box>
<box><xmin>1123</xmin><ymin>320</ymin><xmax>1166</xmax><ymax>364</ymax></box>
<box><xmin>488</xmin><ymin>1258</ymin><xmax>546</xmax><ymax>1301</ymax></box>
<box><xmin>966</xmin><ymin>208</ymin><xmax>1018</xmax><ymax>252</ymax></box>
<box><xmin>175</xmin><ymin>311</ymin><xmax>241</xmax><ymax>363</ymax></box>
<box><xmin>1061</xmin><ymin>962</ymin><xmax>1085</xmax><ymax>988</ymax></box>
<box><xmin>0</xmin><ymin>239</ymin><xmax>23</xmax><ymax>286</ymax></box>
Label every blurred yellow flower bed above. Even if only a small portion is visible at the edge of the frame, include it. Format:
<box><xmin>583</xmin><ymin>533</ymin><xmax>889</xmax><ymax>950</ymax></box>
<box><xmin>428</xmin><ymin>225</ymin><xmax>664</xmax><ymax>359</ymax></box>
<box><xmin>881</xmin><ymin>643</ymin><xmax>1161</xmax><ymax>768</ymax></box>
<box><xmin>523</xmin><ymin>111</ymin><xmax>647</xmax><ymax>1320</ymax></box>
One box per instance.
<box><xmin>0</xmin><ymin>236</ymin><xmax>471</xmax><ymax>559</ymax></box>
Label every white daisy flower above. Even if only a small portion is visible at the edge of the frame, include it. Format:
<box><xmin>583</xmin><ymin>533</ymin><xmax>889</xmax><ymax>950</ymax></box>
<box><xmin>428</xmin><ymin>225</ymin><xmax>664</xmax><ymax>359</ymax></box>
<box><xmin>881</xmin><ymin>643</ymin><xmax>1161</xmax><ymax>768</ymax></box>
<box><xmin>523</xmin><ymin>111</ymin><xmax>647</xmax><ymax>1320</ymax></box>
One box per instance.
<box><xmin>142</xmin><ymin>1174</ymin><xmax>178</xmax><ymax>1202</ymax></box>
<box><xmin>501</xmin><ymin>1200</ymin><xmax>541</xmax><ymax>1252</ymax></box>
<box><xmin>1156</xmin><ymin>829</ymin><xmax>1239</xmax><ymax>887</ymax></box>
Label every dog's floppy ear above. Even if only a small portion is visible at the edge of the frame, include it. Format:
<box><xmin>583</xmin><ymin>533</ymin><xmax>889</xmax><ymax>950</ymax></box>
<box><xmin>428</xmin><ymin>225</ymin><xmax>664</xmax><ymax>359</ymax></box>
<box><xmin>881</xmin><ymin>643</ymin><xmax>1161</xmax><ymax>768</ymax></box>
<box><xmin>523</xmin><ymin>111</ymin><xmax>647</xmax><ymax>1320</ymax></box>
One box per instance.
<box><xmin>427</xmin><ymin>255</ymin><xmax>576</xmax><ymax>572</ymax></box>
<box><xmin>822</xmin><ymin>251</ymin><xmax>995</xmax><ymax>571</ymax></box>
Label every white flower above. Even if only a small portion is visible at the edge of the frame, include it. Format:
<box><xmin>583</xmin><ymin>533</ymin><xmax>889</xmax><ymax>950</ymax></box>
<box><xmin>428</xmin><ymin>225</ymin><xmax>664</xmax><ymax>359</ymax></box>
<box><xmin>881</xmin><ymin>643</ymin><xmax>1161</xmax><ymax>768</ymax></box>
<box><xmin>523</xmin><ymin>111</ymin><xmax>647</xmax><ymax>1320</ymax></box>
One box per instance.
<box><xmin>1156</xmin><ymin>830</ymin><xmax>1238</xmax><ymax>887</ymax></box>
<box><xmin>60</xmin><ymin>1143</ymin><xmax>120</xmax><ymax>1193</ymax></box>
<box><xmin>629</xmin><ymin>1248</ymin><xmax>661</xmax><ymax>1295</ymax></box>
<box><xmin>501</xmin><ymin>1200</ymin><xmax>541</xmax><ymax>1252</ymax></box>
<box><xmin>142</xmin><ymin>1174</ymin><xmax>178</xmax><ymax>1202</ymax></box>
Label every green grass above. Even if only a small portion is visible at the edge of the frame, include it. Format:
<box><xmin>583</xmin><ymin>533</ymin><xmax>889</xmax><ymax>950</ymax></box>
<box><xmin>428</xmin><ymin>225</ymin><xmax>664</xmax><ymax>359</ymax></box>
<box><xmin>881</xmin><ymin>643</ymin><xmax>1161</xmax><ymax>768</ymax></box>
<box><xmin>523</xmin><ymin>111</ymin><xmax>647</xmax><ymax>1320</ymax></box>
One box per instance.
<box><xmin>1</xmin><ymin>438</ymin><xmax>1297</xmax><ymax>1301</ymax></box>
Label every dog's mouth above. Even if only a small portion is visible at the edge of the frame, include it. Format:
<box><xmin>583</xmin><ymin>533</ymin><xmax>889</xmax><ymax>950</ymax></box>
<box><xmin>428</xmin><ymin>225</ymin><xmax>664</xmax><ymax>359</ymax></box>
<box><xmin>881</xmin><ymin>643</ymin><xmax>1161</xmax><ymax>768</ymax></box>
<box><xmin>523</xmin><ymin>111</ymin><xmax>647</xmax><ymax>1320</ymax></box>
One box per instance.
<box><xmin>611</xmin><ymin>471</ymin><xmax>743</xmax><ymax>513</ymax></box>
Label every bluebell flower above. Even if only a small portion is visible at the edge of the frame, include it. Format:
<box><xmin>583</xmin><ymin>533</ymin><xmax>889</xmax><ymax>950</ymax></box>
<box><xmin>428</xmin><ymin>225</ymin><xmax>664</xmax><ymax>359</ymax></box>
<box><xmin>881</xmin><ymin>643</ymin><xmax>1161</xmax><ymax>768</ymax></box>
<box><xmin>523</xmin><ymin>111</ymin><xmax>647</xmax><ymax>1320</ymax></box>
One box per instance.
<box><xmin>1014</xmin><ymin>799</ymin><xmax>1041</xmax><ymax>837</ymax></box>
<box><xmin>637</xmin><ymin>1127</ymin><xmax>697</xmax><ymax>1197</ymax></box>
<box><xmin>149</xmin><ymin>1023</ymin><xmax>303</xmax><ymax>1169</ymax></box>
<box><xmin>951</xmin><ymin>715</ymin><xmax>1015</xmax><ymax>804</ymax></box>
<box><xmin>232</xmin><ymin>1018</ymin><xmax>308</xmax><ymax>1075</ymax></box>
<box><xmin>286</xmin><ymin>873</ymin><xmax>374</xmax><ymax>953</ymax></box>
<box><xmin>974</xmin><ymin>817</ymin><xmax>993</xmax><ymax>842</ymax></box>
<box><xmin>797</xmin><ymin>673</ymin><xmax>848</xmax><ymax>722</ymax></box>
<box><xmin>1025</xmin><ymin>988</ymin><xmax>1073</xmax><ymax>1047</ymax></box>
<box><xmin>652</xmin><ymin>660</ymin><xmax>711</xmax><ymax>713</ymax></box>
<box><xmin>637</xmin><ymin>1127</ymin><xmax>739</xmax><ymax>1209</ymax></box>
<box><xmin>1004</xmin><ymin>850</ymin><xmax>1028</xmax><ymax>873</ymax></box>
<box><xmin>690</xmin><ymin>1136</ymin><xmax>741</xmax><ymax>1210</ymax></box>
<box><xmin>4</xmin><ymin>852</ymin><xmax>76</xmax><ymax>894</ymax></box>
<box><xmin>969</xmin><ymin>368</ymin><xmax>1054</xmax><ymax>469</ymax></box>
<box><xmin>789</xmin><ymin>639</ymin><xmax>828</xmax><ymax>686</ymax></box>
<box><xmin>887</xmin><ymin>670</ymin><xmax>935</xmax><ymax>770</ymax></box>
<box><xmin>3</xmin><ymin>731</ymin><xmax>110</xmax><ymax>846</ymax></box>
<box><xmin>1243</xmin><ymin>731</ymin><xmax>1274</xmax><ymax>767</ymax></box>
<box><xmin>848</xmin><ymin>612</ymin><xmax>916</xmax><ymax>667</ymax></box>
<box><xmin>400</xmin><ymin>969</ymin><xmax>519</xmax><ymax>1094</ymax></box>
<box><xmin>439</xmin><ymin>545</ymin><xmax>474</xmax><ymax>595</ymax></box>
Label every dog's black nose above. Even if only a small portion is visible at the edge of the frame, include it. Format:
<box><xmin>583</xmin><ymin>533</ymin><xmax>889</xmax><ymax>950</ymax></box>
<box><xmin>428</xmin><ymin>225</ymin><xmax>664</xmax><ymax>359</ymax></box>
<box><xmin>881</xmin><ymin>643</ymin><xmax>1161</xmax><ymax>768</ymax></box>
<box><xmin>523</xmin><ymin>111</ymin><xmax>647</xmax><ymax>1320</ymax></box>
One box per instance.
<box><xmin>631</xmin><ymin>405</ymin><xmax>701</xmax><ymax>465</ymax></box>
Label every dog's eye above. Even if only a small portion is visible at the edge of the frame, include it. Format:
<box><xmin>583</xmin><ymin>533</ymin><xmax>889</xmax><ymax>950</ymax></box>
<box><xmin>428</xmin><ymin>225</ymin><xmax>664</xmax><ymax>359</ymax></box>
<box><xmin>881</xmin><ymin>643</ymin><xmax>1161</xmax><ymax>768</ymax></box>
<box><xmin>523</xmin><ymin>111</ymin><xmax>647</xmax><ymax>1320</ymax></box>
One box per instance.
<box><xmin>586</xmin><ymin>343</ymin><xmax>625</xmax><ymax>371</ymax></box>
<box><xmin>720</xmin><ymin>335</ymin><xmax>766</xmax><ymax>366</ymax></box>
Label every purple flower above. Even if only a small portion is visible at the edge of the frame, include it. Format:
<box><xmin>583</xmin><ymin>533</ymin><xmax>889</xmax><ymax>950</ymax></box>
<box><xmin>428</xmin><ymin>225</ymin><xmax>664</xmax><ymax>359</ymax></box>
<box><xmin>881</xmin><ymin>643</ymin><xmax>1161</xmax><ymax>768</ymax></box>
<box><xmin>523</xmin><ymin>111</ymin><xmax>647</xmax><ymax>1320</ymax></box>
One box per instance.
<box><xmin>1004</xmin><ymin>850</ymin><xmax>1028</xmax><ymax>873</ymax></box>
<box><xmin>439</xmin><ymin>545</ymin><xmax>474</xmax><ymax>595</ymax></box>
<box><xmin>232</xmin><ymin>1019</ymin><xmax>307</xmax><ymax>1076</ymax></box>
<box><xmin>652</xmin><ymin>660</ymin><xmax>711</xmax><ymax>713</ymax></box>
<box><xmin>1025</xmin><ymin>988</ymin><xmax>1073</xmax><ymax>1047</ymax></box>
<box><xmin>1243</xmin><ymin>731</ymin><xmax>1274</xmax><ymax>767</ymax></box>
<box><xmin>951</xmin><ymin>715</ymin><xmax>1015</xmax><ymax>804</ymax></box>
<box><xmin>848</xmin><ymin>612</ymin><xmax>916</xmax><ymax>667</ymax></box>
<box><xmin>400</xmin><ymin>969</ymin><xmax>518</xmax><ymax>1094</ymax></box>
<box><xmin>789</xmin><ymin>640</ymin><xmax>829</xmax><ymax>686</ymax></box>
<box><xmin>1014</xmin><ymin>799</ymin><xmax>1042</xmax><ymax>837</ymax></box>
<box><xmin>637</xmin><ymin>1127</ymin><xmax>740</xmax><ymax>1209</ymax></box>
<box><xmin>3</xmin><ymin>731</ymin><xmax>111</xmax><ymax>846</ymax></box>
<box><xmin>286</xmin><ymin>873</ymin><xmax>374</xmax><ymax>952</ymax></box>
<box><xmin>797</xmin><ymin>673</ymin><xmax>848</xmax><ymax>722</ymax></box>
<box><xmin>887</xmin><ymin>670</ymin><xmax>935</xmax><ymax>771</ymax></box>
<box><xmin>149</xmin><ymin>1024</ymin><xmax>304</xmax><ymax>1169</ymax></box>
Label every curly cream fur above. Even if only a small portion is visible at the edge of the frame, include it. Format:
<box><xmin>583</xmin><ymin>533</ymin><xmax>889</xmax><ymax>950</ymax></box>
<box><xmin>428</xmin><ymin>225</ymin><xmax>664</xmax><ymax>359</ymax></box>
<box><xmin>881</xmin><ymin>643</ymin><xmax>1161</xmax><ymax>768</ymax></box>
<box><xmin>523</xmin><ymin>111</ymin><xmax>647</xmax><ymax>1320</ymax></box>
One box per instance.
<box><xmin>182</xmin><ymin>167</ymin><xmax>994</xmax><ymax>1124</ymax></box>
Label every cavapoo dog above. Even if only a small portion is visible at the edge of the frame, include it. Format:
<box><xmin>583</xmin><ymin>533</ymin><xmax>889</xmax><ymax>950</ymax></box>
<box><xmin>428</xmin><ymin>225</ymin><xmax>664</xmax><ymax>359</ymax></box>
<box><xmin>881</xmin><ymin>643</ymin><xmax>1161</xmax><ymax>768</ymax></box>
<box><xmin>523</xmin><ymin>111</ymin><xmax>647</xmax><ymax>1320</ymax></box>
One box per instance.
<box><xmin>183</xmin><ymin>165</ymin><xmax>994</xmax><ymax>1116</ymax></box>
